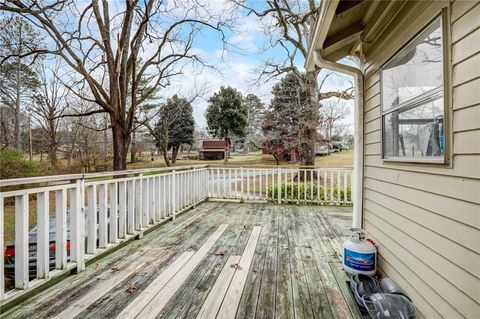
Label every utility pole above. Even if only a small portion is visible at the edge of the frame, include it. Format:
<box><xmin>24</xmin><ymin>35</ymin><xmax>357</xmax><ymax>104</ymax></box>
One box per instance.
<box><xmin>28</xmin><ymin>112</ymin><xmax>33</xmax><ymax>161</ymax></box>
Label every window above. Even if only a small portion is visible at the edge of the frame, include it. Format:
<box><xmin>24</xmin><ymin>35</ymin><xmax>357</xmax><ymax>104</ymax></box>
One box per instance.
<box><xmin>380</xmin><ymin>15</ymin><xmax>446</xmax><ymax>163</ymax></box>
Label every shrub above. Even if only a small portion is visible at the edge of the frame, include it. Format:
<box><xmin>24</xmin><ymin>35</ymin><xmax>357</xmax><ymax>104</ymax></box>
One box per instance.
<box><xmin>267</xmin><ymin>182</ymin><xmax>351</xmax><ymax>203</ymax></box>
<box><xmin>0</xmin><ymin>147</ymin><xmax>51</xmax><ymax>179</ymax></box>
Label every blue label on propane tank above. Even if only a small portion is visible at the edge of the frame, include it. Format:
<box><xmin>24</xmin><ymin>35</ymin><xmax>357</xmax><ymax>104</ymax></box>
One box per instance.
<box><xmin>344</xmin><ymin>249</ymin><xmax>375</xmax><ymax>271</ymax></box>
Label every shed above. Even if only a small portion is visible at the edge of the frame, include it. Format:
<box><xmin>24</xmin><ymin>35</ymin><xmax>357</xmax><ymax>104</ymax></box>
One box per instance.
<box><xmin>198</xmin><ymin>139</ymin><xmax>230</xmax><ymax>160</ymax></box>
<box><xmin>306</xmin><ymin>1</ymin><xmax>480</xmax><ymax>317</ymax></box>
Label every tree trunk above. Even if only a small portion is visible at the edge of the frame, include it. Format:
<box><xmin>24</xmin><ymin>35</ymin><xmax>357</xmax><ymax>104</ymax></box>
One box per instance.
<box><xmin>273</xmin><ymin>154</ymin><xmax>280</xmax><ymax>165</ymax></box>
<box><xmin>224</xmin><ymin>137</ymin><xmax>229</xmax><ymax>163</ymax></box>
<box><xmin>111</xmin><ymin>123</ymin><xmax>129</xmax><ymax>171</ymax></box>
<box><xmin>301</xmin><ymin>70</ymin><xmax>319</xmax><ymax>166</ymax></box>
<box><xmin>162</xmin><ymin>146</ymin><xmax>171</xmax><ymax>167</ymax></box>
<box><xmin>130</xmin><ymin>131</ymin><xmax>136</xmax><ymax>163</ymax></box>
<box><xmin>171</xmin><ymin>146</ymin><xmax>179</xmax><ymax>164</ymax></box>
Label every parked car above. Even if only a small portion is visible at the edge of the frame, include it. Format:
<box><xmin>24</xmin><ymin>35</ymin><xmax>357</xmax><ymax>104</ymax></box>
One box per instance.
<box><xmin>4</xmin><ymin>207</ymin><xmax>108</xmax><ymax>279</ymax></box>
<box><xmin>4</xmin><ymin>215</ymin><xmax>71</xmax><ymax>279</ymax></box>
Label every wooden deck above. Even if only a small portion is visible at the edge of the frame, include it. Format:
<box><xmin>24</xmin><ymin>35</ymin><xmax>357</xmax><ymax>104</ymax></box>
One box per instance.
<box><xmin>1</xmin><ymin>202</ymin><xmax>360</xmax><ymax>319</ymax></box>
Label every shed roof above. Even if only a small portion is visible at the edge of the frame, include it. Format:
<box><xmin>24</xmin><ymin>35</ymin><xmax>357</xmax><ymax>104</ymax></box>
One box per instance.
<box><xmin>201</xmin><ymin>139</ymin><xmax>227</xmax><ymax>150</ymax></box>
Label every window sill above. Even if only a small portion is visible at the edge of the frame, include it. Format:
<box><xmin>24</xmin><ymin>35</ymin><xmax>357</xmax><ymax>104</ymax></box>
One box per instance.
<box><xmin>382</xmin><ymin>157</ymin><xmax>447</xmax><ymax>164</ymax></box>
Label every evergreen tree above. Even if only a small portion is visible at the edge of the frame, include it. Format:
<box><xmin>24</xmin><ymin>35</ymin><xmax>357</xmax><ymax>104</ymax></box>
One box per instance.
<box><xmin>263</xmin><ymin>73</ymin><xmax>305</xmax><ymax>164</ymax></box>
<box><xmin>155</xmin><ymin>95</ymin><xmax>194</xmax><ymax>166</ymax></box>
<box><xmin>205</xmin><ymin>86</ymin><xmax>247</xmax><ymax>162</ymax></box>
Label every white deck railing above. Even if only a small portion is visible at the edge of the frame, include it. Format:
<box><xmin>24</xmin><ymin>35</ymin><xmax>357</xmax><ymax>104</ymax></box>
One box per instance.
<box><xmin>208</xmin><ymin>167</ymin><xmax>352</xmax><ymax>205</ymax></box>
<box><xmin>0</xmin><ymin>165</ymin><xmax>351</xmax><ymax>304</ymax></box>
<box><xmin>0</xmin><ymin>165</ymin><xmax>209</xmax><ymax>302</ymax></box>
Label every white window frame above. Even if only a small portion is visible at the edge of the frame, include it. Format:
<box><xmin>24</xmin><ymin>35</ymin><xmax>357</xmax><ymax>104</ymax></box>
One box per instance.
<box><xmin>380</xmin><ymin>11</ymin><xmax>449</xmax><ymax>164</ymax></box>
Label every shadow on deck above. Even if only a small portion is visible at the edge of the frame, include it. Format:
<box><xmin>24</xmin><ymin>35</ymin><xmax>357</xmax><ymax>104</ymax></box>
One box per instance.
<box><xmin>1</xmin><ymin>202</ymin><xmax>360</xmax><ymax>319</ymax></box>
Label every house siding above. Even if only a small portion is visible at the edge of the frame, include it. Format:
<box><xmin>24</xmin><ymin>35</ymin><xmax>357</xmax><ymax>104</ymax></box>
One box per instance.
<box><xmin>362</xmin><ymin>1</ymin><xmax>480</xmax><ymax>318</ymax></box>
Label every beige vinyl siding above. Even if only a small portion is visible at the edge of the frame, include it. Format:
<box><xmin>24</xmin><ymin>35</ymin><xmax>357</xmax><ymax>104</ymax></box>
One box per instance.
<box><xmin>362</xmin><ymin>1</ymin><xmax>480</xmax><ymax>318</ymax></box>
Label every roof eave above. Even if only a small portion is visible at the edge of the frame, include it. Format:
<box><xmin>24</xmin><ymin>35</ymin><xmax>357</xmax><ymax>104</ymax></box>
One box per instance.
<box><xmin>305</xmin><ymin>0</ymin><xmax>340</xmax><ymax>71</ymax></box>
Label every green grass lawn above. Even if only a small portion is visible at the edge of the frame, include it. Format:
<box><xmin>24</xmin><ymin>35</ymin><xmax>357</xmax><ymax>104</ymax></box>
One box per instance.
<box><xmin>128</xmin><ymin>150</ymin><xmax>353</xmax><ymax>169</ymax></box>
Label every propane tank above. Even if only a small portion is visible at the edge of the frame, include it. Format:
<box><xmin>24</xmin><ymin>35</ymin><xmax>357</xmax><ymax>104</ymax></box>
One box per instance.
<box><xmin>342</xmin><ymin>228</ymin><xmax>377</xmax><ymax>276</ymax></box>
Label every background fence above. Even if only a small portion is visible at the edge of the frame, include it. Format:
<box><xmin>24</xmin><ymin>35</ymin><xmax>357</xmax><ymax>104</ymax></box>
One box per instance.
<box><xmin>208</xmin><ymin>167</ymin><xmax>352</xmax><ymax>205</ymax></box>
<box><xmin>0</xmin><ymin>165</ymin><xmax>351</xmax><ymax>303</ymax></box>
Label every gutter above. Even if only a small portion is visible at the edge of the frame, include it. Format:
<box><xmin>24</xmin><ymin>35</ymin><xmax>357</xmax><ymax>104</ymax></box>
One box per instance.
<box><xmin>313</xmin><ymin>51</ymin><xmax>364</xmax><ymax>228</ymax></box>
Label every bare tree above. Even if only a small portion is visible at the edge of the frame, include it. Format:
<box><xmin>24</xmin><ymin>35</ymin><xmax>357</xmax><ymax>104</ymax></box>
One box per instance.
<box><xmin>234</xmin><ymin>0</ymin><xmax>353</xmax><ymax>165</ymax></box>
<box><xmin>1</xmin><ymin>0</ymin><xmax>232</xmax><ymax>170</ymax></box>
<box><xmin>319</xmin><ymin>99</ymin><xmax>350</xmax><ymax>141</ymax></box>
<box><xmin>0</xmin><ymin>16</ymin><xmax>41</xmax><ymax>150</ymax></box>
<box><xmin>31</xmin><ymin>59</ymin><xmax>67</xmax><ymax>167</ymax></box>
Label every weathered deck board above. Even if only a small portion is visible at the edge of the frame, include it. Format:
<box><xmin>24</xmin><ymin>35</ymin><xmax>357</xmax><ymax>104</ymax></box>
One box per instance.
<box><xmin>1</xmin><ymin>202</ymin><xmax>360</xmax><ymax>319</ymax></box>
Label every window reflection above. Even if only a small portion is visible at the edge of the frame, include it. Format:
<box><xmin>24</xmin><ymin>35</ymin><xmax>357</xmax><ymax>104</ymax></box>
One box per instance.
<box><xmin>381</xmin><ymin>15</ymin><xmax>445</xmax><ymax>162</ymax></box>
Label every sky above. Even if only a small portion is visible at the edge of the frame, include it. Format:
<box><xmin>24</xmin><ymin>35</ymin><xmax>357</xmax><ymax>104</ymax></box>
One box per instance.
<box><xmin>0</xmin><ymin>0</ymin><xmax>355</xmax><ymax>133</ymax></box>
<box><xmin>159</xmin><ymin>1</ymin><xmax>356</xmax><ymax>132</ymax></box>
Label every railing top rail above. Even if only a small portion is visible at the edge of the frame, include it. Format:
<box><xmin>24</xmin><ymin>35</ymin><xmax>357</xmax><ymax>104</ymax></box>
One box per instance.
<box><xmin>0</xmin><ymin>165</ymin><xmax>209</xmax><ymax>187</ymax></box>
<box><xmin>208</xmin><ymin>166</ymin><xmax>353</xmax><ymax>170</ymax></box>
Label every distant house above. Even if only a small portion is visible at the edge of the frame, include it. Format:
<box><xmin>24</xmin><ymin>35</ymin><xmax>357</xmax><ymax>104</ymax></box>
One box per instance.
<box><xmin>198</xmin><ymin>139</ymin><xmax>230</xmax><ymax>160</ymax></box>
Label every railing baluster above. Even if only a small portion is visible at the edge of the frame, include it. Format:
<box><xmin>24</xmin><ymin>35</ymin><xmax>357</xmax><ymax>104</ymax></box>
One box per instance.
<box><xmin>303</xmin><ymin>170</ymin><xmax>307</xmax><ymax>203</ymax></box>
<box><xmin>277</xmin><ymin>168</ymin><xmax>281</xmax><ymax>204</ymax></box>
<box><xmin>149</xmin><ymin>177</ymin><xmax>155</xmax><ymax>223</ymax></box>
<box><xmin>330</xmin><ymin>171</ymin><xmax>334</xmax><ymax>203</ymax></box>
<box><xmin>310</xmin><ymin>170</ymin><xmax>314</xmax><ymax>202</ymax></box>
<box><xmin>240</xmin><ymin>167</ymin><xmax>244</xmax><ymax>200</ymax></box>
<box><xmin>142</xmin><ymin>178</ymin><xmax>149</xmax><ymax>226</ymax></box>
<box><xmin>259</xmin><ymin>170</ymin><xmax>263</xmax><ymax>199</ymax></box>
<box><xmin>337</xmin><ymin>171</ymin><xmax>341</xmax><ymax>203</ymax></box>
<box><xmin>228</xmin><ymin>169</ymin><xmax>231</xmax><ymax>198</ymax></box>
<box><xmin>127</xmin><ymin>180</ymin><xmax>135</xmax><ymax>234</ymax></box>
<box><xmin>291</xmin><ymin>169</ymin><xmax>294</xmax><ymax>202</ymax></box>
<box><xmin>344</xmin><ymin>171</ymin><xmax>348</xmax><ymax>203</ymax></box>
<box><xmin>135</xmin><ymin>176</ymin><xmax>143</xmax><ymax>230</ymax></box>
<box><xmin>98</xmin><ymin>184</ymin><xmax>108</xmax><ymax>248</ymax></box>
<box><xmin>323</xmin><ymin>170</ymin><xmax>327</xmax><ymax>202</ymax></box>
<box><xmin>37</xmin><ymin>191</ymin><xmax>49</xmax><ymax>279</ymax></box>
<box><xmin>109</xmin><ymin>182</ymin><xmax>118</xmax><ymax>243</ymax></box>
<box><xmin>172</xmin><ymin>170</ymin><xmax>176</xmax><ymax>221</ymax></box>
<box><xmin>265</xmin><ymin>169</ymin><xmax>269</xmax><ymax>200</ymax></box>
<box><xmin>222</xmin><ymin>168</ymin><xmax>226</xmax><ymax>198</ymax></box>
<box><xmin>253</xmin><ymin>170</ymin><xmax>256</xmax><ymax>200</ymax></box>
<box><xmin>284</xmin><ymin>169</ymin><xmax>288</xmax><ymax>202</ymax></box>
<box><xmin>317</xmin><ymin>169</ymin><xmax>320</xmax><ymax>203</ymax></box>
<box><xmin>15</xmin><ymin>194</ymin><xmax>29</xmax><ymax>289</ymax></box>
<box><xmin>155</xmin><ymin>176</ymin><xmax>161</xmax><ymax>220</ymax></box>
<box><xmin>71</xmin><ymin>179</ymin><xmax>85</xmax><ymax>272</ymax></box>
<box><xmin>297</xmin><ymin>169</ymin><xmax>300</xmax><ymax>204</ymax></box>
<box><xmin>163</xmin><ymin>174</ymin><xmax>167</xmax><ymax>217</ymax></box>
<box><xmin>247</xmin><ymin>169</ymin><xmax>250</xmax><ymax>200</ymax></box>
<box><xmin>119</xmin><ymin>181</ymin><xmax>127</xmax><ymax>238</ymax></box>
<box><xmin>87</xmin><ymin>185</ymin><xmax>97</xmax><ymax>253</ymax></box>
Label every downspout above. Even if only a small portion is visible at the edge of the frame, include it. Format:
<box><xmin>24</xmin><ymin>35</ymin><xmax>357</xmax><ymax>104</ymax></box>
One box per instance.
<box><xmin>313</xmin><ymin>51</ymin><xmax>364</xmax><ymax>228</ymax></box>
